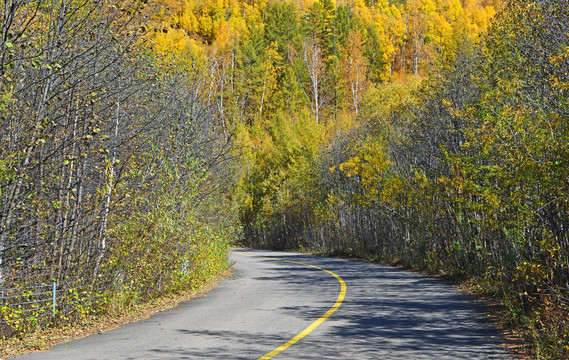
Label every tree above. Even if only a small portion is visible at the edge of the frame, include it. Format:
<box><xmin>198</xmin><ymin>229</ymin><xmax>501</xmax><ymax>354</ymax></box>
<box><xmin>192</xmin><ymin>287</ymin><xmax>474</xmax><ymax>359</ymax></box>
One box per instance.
<box><xmin>341</xmin><ymin>30</ymin><xmax>369</xmax><ymax>114</ymax></box>
<box><xmin>301</xmin><ymin>36</ymin><xmax>330</xmax><ymax>123</ymax></box>
<box><xmin>258</xmin><ymin>42</ymin><xmax>283</xmax><ymax>119</ymax></box>
<box><xmin>304</xmin><ymin>0</ymin><xmax>337</xmax><ymax>59</ymax></box>
<box><xmin>264</xmin><ymin>1</ymin><xmax>301</xmax><ymax>64</ymax></box>
<box><xmin>404</xmin><ymin>0</ymin><xmax>435</xmax><ymax>74</ymax></box>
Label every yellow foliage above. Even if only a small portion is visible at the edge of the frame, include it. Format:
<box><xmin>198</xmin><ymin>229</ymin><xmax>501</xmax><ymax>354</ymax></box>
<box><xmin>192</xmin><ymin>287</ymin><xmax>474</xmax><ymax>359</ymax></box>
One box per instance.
<box><xmin>339</xmin><ymin>137</ymin><xmax>392</xmax><ymax>205</ymax></box>
<box><xmin>352</xmin><ymin>0</ymin><xmax>372</xmax><ymax>24</ymax></box>
<box><xmin>177</xmin><ymin>0</ymin><xmax>199</xmax><ymax>33</ymax></box>
<box><xmin>460</xmin><ymin>0</ymin><xmax>496</xmax><ymax>42</ymax></box>
<box><xmin>151</xmin><ymin>28</ymin><xmax>189</xmax><ymax>53</ymax></box>
<box><xmin>371</xmin><ymin>3</ymin><xmax>405</xmax><ymax>78</ymax></box>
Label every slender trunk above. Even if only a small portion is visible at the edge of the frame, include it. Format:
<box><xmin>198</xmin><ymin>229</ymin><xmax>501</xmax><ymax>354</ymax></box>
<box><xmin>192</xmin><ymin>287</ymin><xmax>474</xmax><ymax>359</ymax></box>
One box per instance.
<box><xmin>94</xmin><ymin>98</ymin><xmax>120</xmax><ymax>277</ymax></box>
<box><xmin>57</xmin><ymin>91</ymin><xmax>78</xmax><ymax>279</ymax></box>
<box><xmin>259</xmin><ymin>77</ymin><xmax>267</xmax><ymax>119</ymax></box>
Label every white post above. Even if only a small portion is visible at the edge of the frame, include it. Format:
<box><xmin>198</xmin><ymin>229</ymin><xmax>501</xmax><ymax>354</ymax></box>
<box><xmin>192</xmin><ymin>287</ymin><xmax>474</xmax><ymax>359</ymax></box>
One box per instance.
<box><xmin>52</xmin><ymin>282</ymin><xmax>57</xmax><ymax>317</ymax></box>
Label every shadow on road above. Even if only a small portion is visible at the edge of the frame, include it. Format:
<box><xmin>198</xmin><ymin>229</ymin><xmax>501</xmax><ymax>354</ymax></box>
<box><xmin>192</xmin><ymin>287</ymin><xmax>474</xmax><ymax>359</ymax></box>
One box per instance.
<box><xmin>146</xmin><ymin>250</ymin><xmax>511</xmax><ymax>359</ymax></box>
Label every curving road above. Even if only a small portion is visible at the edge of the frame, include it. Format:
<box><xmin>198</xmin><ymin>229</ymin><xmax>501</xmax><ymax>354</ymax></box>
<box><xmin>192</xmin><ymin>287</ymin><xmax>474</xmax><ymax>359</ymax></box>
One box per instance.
<box><xmin>12</xmin><ymin>249</ymin><xmax>513</xmax><ymax>359</ymax></box>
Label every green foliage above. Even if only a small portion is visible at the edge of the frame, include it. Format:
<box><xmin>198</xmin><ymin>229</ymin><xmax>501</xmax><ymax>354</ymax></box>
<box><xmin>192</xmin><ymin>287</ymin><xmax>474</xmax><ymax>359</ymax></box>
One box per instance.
<box><xmin>233</xmin><ymin>110</ymin><xmax>325</xmax><ymax>248</ymax></box>
<box><xmin>264</xmin><ymin>1</ymin><xmax>301</xmax><ymax>63</ymax></box>
<box><xmin>304</xmin><ymin>0</ymin><xmax>337</xmax><ymax>58</ymax></box>
<box><xmin>107</xmin><ymin>190</ymin><xmax>232</xmax><ymax>305</ymax></box>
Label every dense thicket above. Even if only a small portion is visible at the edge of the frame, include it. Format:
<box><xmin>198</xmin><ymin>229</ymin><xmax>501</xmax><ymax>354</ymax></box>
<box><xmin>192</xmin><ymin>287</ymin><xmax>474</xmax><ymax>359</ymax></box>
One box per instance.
<box><xmin>0</xmin><ymin>0</ymin><xmax>236</xmax><ymax>333</ymax></box>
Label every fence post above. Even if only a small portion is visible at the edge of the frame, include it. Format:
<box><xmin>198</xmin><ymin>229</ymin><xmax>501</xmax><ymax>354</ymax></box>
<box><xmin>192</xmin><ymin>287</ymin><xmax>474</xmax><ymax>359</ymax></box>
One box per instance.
<box><xmin>182</xmin><ymin>259</ymin><xmax>189</xmax><ymax>275</ymax></box>
<box><xmin>52</xmin><ymin>282</ymin><xmax>57</xmax><ymax>317</ymax></box>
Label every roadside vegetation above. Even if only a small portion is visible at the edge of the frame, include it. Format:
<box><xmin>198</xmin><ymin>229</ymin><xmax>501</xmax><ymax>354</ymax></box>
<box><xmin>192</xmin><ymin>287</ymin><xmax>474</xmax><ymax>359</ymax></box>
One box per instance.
<box><xmin>2</xmin><ymin>0</ymin><xmax>568</xmax><ymax>358</ymax></box>
<box><xmin>0</xmin><ymin>0</ymin><xmax>237</xmax><ymax>344</ymax></box>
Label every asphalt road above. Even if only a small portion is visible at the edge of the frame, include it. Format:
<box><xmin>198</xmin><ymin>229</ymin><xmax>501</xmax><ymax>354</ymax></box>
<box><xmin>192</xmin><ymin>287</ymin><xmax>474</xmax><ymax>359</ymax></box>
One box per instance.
<box><xmin>11</xmin><ymin>249</ymin><xmax>513</xmax><ymax>359</ymax></box>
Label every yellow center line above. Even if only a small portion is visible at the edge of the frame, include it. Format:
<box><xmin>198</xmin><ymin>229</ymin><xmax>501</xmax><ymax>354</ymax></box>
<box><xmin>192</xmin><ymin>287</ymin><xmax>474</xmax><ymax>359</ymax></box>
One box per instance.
<box><xmin>232</xmin><ymin>252</ymin><xmax>347</xmax><ymax>360</ymax></box>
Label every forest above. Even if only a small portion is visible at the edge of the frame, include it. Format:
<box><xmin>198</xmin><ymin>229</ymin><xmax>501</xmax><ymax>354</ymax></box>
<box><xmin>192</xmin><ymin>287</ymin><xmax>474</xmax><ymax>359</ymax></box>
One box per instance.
<box><xmin>1</xmin><ymin>0</ymin><xmax>569</xmax><ymax>358</ymax></box>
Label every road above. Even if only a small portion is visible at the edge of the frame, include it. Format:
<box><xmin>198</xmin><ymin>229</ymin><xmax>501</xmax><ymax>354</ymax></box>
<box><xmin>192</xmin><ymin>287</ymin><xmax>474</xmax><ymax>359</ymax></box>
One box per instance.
<box><xmin>11</xmin><ymin>249</ymin><xmax>513</xmax><ymax>359</ymax></box>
